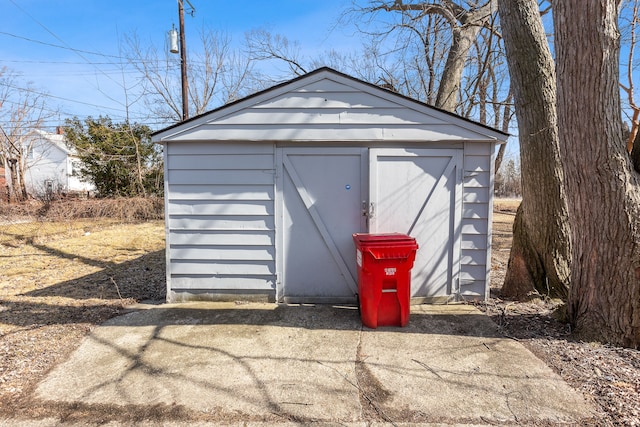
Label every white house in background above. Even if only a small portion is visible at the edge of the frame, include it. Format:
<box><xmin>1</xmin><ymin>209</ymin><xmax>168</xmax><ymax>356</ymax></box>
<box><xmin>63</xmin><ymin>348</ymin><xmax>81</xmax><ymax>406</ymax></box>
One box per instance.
<box><xmin>152</xmin><ymin>67</ymin><xmax>509</xmax><ymax>304</ymax></box>
<box><xmin>23</xmin><ymin>128</ymin><xmax>94</xmax><ymax>197</ymax></box>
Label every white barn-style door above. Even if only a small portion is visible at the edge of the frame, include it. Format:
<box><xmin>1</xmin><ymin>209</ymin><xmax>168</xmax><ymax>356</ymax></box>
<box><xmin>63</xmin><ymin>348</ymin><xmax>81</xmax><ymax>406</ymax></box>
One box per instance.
<box><xmin>277</xmin><ymin>147</ymin><xmax>367</xmax><ymax>302</ymax></box>
<box><xmin>277</xmin><ymin>147</ymin><xmax>462</xmax><ymax>302</ymax></box>
<box><xmin>369</xmin><ymin>148</ymin><xmax>463</xmax><ymax>300</ymax></box>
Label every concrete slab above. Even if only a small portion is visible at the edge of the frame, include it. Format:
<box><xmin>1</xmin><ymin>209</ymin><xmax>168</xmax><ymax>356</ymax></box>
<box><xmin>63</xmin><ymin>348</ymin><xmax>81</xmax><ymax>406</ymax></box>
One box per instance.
<box><xmin>358</xmin><ymin>305</ymin><xmax>589</xmax><ymax>424</ymax></box>
<box><xmin>33</xmin><ymin>302</ymin><xmax>593</xmax><ymax>424</ymax></box>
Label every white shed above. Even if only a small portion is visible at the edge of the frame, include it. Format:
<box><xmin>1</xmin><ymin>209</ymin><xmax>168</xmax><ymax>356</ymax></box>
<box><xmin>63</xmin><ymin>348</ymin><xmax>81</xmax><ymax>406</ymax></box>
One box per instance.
<box><xmin>152</xmin><ymin>68</ymin><xmax>508</xmax><ymax>304</ymax></box>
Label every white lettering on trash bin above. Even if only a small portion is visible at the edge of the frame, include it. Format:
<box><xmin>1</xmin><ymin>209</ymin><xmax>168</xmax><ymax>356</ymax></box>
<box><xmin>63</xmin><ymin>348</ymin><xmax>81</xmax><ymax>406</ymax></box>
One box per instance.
<box><xmin>384</xmin><ymin>267</ymin><xmax>396</xmax><ymax>276</ymax></box>
<box><xmin>356</xmin><ymin>249</ymin><xmax>362</xmax><ymax>267</ymax></box>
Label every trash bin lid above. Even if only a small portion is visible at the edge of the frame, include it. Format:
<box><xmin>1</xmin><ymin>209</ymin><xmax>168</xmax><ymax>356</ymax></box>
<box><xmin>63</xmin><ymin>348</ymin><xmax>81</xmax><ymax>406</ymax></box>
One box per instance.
<box><xmin>353</xmin><ymin>233</ymin><xmax>418</xmax><ymax>248</ymax></box>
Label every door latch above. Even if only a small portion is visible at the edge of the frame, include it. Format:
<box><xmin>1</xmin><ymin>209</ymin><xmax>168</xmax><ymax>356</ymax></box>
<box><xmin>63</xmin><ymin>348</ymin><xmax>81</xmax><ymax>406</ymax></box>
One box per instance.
<box><xmin>362</xmin><ymin>201</ymin><xmax>374</xmax><ymax>218</ymax></box>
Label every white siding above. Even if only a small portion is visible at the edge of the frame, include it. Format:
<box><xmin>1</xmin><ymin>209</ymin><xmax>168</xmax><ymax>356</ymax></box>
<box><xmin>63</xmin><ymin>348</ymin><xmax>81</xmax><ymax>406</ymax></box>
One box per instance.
<box><xmin>66</xmin><ymin>156</ymin><xmax>94</xmax><ymax>192</ymax></box>
<box><xmin>459</xmin><ymin>142</ymin><xmax>494</xmax><ymax>297</ymax></box>
<box><xmin>166</xmin><ymin>142</ymin><xmax>276</xmax><ymax>297</ymax></box>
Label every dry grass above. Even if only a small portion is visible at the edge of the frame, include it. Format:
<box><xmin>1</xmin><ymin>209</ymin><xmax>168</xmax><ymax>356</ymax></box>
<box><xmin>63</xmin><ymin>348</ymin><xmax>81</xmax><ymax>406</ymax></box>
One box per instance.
<box><xmin>493</xmin><ymin>197</ymin><xmax>520</xmax><ymax>213</ymax></box>
<box><xmin>490</xmin><ymin>198</ymin><xmax>519</xmax><ymax>291</ymax></box>
<box><xmin>0</xmin><ymin>219</ymin><xmax>120</xmax><ymax>247</ymax></box>
<box><xmin>0</xmin><ymin>219</ymin><xmax>165</xmax><ymax>416</ymax></box>
<box><xmin>2</xmin><ymin>222</ymin><xmax>162</xmax><ymax>280</ymax></box>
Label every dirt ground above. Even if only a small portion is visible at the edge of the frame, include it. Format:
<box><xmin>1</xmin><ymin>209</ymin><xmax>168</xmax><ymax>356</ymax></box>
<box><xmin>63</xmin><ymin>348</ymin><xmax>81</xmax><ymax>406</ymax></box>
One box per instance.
<box><xmin>483</xmin><ymin>199</ymin><xmax>640</xmax><ymax>426</ymax></box>
<box><xmin>0</xmin><ymin>203</ymin><xmax>639</xmax><ymax>425</ymax></box>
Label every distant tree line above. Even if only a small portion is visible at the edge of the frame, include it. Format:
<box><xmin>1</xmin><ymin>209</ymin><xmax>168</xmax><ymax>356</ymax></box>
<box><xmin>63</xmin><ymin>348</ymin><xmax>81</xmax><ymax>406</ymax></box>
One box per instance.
<box><xmin>494</xmin><ymin>157</ymin><xmax>521</xmax><ymax>198</ymax></box>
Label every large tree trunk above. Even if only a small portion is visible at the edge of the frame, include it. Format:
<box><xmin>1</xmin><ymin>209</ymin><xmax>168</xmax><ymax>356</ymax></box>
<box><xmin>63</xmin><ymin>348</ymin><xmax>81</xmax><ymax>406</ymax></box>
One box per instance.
<box><xmin>377</xmin><ymin>1</ymin><xmax>497</xmax><ymax>112</ymax></box>
<box><xmin>497</xmin><ymin>0</ymin><xmax>571</xmax><ymax>299</ymax></box>
<box><xmin>555</xmin><ymin>0</ymin><xmax>640</xmax><ymax>347</ymax></box>
<box><xmin>435</xmin><ymin>1</ymin><xmax>497</xmax><ymax>111</ymax></box>
<box><xmin>435</xmin><ymin>23</ymin><xmax>482</xmax><ymax>110</ymax></box>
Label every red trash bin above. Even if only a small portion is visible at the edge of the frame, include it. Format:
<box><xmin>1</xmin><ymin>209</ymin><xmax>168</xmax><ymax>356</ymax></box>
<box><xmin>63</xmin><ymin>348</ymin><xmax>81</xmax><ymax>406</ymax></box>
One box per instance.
<box><xmin>353</xmin><ymin>233</ymin><xmax>419</xmax><ymax>328</ymax></box>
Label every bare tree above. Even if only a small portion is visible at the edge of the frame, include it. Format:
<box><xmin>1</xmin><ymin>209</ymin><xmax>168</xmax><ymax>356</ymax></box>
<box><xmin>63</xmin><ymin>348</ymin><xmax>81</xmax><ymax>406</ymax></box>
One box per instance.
<box><xmin>458</xmin><ymin>16</ymin><xmax>513</xmax><ymax>172</ymax></box>
<box><xmin>246</xmin><ymin>29</ymin><xmax>308</xmax><ymax>80</ymax></box>
<box><xmin>0</xmin><ymin>68</ymin><xmax>58</xmax><ymax>201</ymax></box>
<box><xmin>345</xmin><ymin>0</ymin><xmax>513</xmax><ymax>172</ymax></box>
<box><xmin>245</xmin><ymin>29</ymin><xmax>408</xmax><ymax>93</ymax></box>
<box><xmin>348</xmin><ymin>1</ymin><xmax>498</xmax><ymax>110</ymax></box>
<box><xmin>125</xmin><ymin>29</ymin><xmax>254</xmax><ymax>124</ymax></box>
<box><xmin>355</xmin><ymin>8</ymin><xmax>452</xmax><ymax>104</ymax></box>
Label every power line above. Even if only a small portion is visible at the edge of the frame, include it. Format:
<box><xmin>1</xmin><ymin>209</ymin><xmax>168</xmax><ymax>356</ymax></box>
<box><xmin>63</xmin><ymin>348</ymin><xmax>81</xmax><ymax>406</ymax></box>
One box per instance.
<box><xmin>0</xmin><ymin>99</ymin><xmax>152</xmax><ymax>123</ymax></box>
<box><xmin>0</xmin><ymin>83</ymin><xmax>170</xmax><ymax>125</ymax></box>
<box><xmin>12</xmin><ymin>68</ymin><xmax>174</xmax><ymax>78</ymax></box>
<box><xmin>5</xmin><ymin>0</ymin><xmax>127</xmax><ymax>106</ymax></box>
<box><xmin>2</xmin><ymin>59</ymin><xmax>149</xmax><ymax>66</ymax></box>
<box><xmin>0</xmin><ymin>81</ymin><xmax>128</xmax><ymax>112</ymax></box>
<box><xmin>0</xmin><ymin>31</ymin><xmax>122</xmax><ymax>59</ymax></box>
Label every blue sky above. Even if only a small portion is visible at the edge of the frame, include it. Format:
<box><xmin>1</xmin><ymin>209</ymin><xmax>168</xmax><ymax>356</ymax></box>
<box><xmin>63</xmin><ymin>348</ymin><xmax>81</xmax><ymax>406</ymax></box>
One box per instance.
<box><xmin>0</xmin><ymin>0</ymin><xmax>356</xmax><ymax>130</ymax></box>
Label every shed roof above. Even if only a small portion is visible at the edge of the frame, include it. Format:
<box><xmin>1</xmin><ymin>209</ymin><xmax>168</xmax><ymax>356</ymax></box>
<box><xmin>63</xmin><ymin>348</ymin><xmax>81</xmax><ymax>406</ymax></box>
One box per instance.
<box><xmin>152</xmin><ymin>67</ymin><xmax>509</xmax><ymax>144</ymax></box>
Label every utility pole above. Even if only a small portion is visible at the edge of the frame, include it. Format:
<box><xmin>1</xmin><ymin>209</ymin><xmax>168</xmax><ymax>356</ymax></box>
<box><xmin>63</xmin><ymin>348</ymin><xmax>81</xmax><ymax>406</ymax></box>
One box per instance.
<box><xmin>178</xmin><ymin>0</ymin><xmax>189</xmax><ymax>120</ymax></box>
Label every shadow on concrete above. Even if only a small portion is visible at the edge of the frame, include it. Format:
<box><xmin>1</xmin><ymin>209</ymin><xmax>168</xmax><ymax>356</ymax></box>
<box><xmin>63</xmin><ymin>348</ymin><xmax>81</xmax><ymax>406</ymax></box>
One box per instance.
<box><xmin>100</xmin><ymin>303</ymin><xmax>504</xmax><ymax>339</ymax></box>
<box><xmin>1</xmin><ymin>298</ymin><xmax>501</xmax><ymax>339</ymax></box>
<box><xmin>32</xmin><ymin>301</ymin><xmax>594</xmax><ymax>425</ymax></box>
